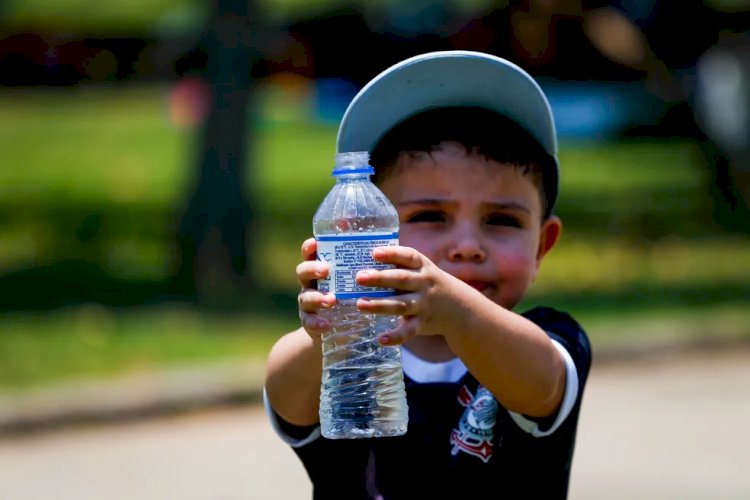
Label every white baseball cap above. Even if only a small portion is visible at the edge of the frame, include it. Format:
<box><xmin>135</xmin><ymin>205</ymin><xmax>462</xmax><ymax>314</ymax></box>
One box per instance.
<box><xmin>336</xmin><ymin>50</ymin><xmax>559</xmax><ymax>215</ymax></box>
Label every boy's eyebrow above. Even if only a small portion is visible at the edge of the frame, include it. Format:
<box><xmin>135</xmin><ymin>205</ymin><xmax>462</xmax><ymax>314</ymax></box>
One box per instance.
<box><xmin>484</xmin><ymin>201</ymin><xmax>532</xmax><ymax>214</ymax></box>
<box><xmin>396</xmin><ymin>199</ymin><xmax>532</xmax><ymax>214</ymax></box>
<box><xmin>395</xmin><ymin>199</ymin><xmax>449</xmax><ymax>207</ymax></box>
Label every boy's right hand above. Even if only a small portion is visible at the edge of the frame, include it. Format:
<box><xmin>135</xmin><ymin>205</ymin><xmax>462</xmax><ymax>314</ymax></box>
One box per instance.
<box><xmin>296</xmin><ymin>238</ymin><xmax>336</xmax><ymax>338</ymax></box>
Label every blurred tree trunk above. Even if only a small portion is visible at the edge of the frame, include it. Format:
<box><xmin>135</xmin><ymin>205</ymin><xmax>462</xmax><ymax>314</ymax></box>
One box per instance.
<box><xmin>175</xmin><ymin>0</ymin><xmax>259</xmax><ymax>305</ymax></box>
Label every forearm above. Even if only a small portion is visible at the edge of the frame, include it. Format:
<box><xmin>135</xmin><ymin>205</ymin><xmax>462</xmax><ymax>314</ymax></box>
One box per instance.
<box><xmin>264</xmin><ymin>328</ymin><xmax>323</xmax><ymax>426</ymax></box>
<box><xmin>444</xmin><ymin>289</ymin><xmax>566</xmax><ymax>418</ymax></box>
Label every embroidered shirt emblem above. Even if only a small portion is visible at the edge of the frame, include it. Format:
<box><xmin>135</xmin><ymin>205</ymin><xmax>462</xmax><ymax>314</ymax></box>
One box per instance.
<box><xmin>450</xmin><ymin>385</ymin><xmax>498</xmax><ymax>463</ymax></box>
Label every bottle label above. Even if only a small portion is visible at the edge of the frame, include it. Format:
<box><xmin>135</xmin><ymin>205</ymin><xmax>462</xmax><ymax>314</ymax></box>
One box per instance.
<box><xmin>316</xmin><ymin>232</ymin><xmax>399</xmax><ymax>299</ymax></box>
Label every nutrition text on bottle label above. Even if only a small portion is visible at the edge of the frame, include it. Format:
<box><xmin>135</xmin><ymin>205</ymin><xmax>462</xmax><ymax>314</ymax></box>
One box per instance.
<box><xmin>316</xmin><ymin>232</ymin><xmax>398</xmax><ymax>299</ymax></box>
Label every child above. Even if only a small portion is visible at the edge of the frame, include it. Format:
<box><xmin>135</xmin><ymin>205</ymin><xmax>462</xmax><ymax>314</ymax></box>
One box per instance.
<box><xmin>264</xmin><ymin>51</ymin><xmax>592</xmax><ymax>499</ymax></box>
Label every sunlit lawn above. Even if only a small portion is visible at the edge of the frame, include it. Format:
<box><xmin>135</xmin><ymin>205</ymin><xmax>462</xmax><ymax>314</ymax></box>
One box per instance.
<box><xmin>2</xmin><ymin>0</ymin><xmax>487</xmax><ymax>33</ymax></box>
<box><xmin>0</xmin><ymin>305</ymin><xmax>298</xmax><ymax>390</ymax></box>
<box><xmin>0</xmin><ymin>83</ymin><xmax>748</xmax><ymax>389</ymax></box>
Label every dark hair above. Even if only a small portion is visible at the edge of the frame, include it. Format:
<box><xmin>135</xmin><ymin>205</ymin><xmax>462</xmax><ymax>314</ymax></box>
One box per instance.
<box><xmin>370</xmin><ymin>107</ymin><xmax>557</xmax><ymax>218</ymax></box>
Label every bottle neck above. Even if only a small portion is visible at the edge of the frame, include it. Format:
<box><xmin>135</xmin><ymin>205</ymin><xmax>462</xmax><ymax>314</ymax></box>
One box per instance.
<box><xmin>332</xmin><ymin>172</ymin><xmax>372</xmax><ymax>182</ymax></box>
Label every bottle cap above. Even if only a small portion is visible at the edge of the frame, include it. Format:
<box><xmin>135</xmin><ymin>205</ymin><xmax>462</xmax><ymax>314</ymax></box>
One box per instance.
<box><xmin>332</xmin><ymin>151</ymin><xmax>374</xmax><ymax>176</ymax></box>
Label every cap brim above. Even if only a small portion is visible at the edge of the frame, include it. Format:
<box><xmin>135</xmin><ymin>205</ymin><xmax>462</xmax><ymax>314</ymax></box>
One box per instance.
<box><xmin>336</xmin><ymin>50</ymin><xmax>558</xmax><ymax>159</ymax></box>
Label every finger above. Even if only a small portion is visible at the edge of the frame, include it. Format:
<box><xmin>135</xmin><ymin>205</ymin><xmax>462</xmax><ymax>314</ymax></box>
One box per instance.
<box><xmin>296</xmin><ymin>260</ymin><xmax>330</xmax><ymax>288</ymax></box>
<box><xmin>356</xmin><ymin>268</ymin><xmax>424</xmax><ymax>292</ymax></box>
<box><xmin>298</xmin><ymin>289</ymin><xmax>337</xmax><ymax>313</ymax></box>
<box><xmin>357</xmin><ymin>294</ymin><xmax>420</xmax><ymax>316</ymax></box>
<box><xmin>377</xmin><ymin>316</ymin><xmax>419</xmax><ymax>346</ymax></box>
<box><xmin>372</xmin><ymin>245</ymin><xmax>425</xmax><ymax>270</ymax></box>
<box><xmin>300</xmin><ymin>311</ymin><xmax>332</xmax><ymax>337</ymax></box>
<box><xmin>301</xmin><ymin>238</ymin><xmax>318</xmax><ymax>261</ymax></box>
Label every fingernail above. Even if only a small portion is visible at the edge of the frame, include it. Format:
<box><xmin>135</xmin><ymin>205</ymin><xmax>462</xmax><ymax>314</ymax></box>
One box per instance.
<box><xmin>372</xmin><ymin>248</ymin><xmax>384</xmax><ymax>259</ymax></box>
<box><xmin>378</xmin><ymin>334</ymin><xmax>391</xmax><ymax>345</ymax></box>
<box><xmin>356</xmin><ymin>271</ymin><xmax>370</xmax><ymax>281</ymax></box>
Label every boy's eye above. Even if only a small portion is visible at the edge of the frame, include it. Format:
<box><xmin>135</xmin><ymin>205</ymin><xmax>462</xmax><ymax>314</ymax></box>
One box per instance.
<box><xmin>406</xmin><ymin>210</ymin><xmax>446</xmax><ymax>223</ymax></box>
<box><xmin>486</xmin><ymin>213</ymin><xmax>522</xmax><ymax>227</ymax></box>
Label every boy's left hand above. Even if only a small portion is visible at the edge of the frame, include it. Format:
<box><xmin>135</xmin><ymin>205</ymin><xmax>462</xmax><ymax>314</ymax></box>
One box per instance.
<box><xmin>355</xmin><ymin>245</ymin><xmax>468</xmax><ymax>346</ymax></box>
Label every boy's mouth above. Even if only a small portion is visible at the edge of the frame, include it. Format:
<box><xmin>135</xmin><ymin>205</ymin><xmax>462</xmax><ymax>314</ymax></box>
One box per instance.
<box><xmin>463</xmin><ymin>280</ymin><xmax>493</xmax><ymax>292</ymax></box>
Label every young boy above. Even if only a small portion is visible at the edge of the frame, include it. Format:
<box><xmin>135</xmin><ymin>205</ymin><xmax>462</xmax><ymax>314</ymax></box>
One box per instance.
<box><xmin>264</xmin><ymin>51</ymin><xmax>592</xmax><ymax>499</ymax></box>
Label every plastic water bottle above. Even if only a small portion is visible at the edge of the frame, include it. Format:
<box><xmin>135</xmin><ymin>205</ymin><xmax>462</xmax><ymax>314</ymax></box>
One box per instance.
<box><xmin>313</xmin><ymin>151</ymin><xmax>408</xmax><ymax>439</ymax></box>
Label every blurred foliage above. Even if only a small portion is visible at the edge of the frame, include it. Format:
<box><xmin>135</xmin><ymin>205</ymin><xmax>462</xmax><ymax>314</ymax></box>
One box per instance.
<box><xmin>1</xmin><ymin>0</ymin><xmax>207</xmax><ymax>35</ymax></box>
<box><xmin>0</xmin><ymin>87</ymin><xmax>191</xmax><ymax>283</ymax></box>
<box><xmin>705</xmin><ymin>0</ymin><xmax>750</xmax><ymax>12</ymax></box>
<box><xmin>0</xmin><ymin>82</ymin><xmax>748</xmax><ymax>388</ymax></box>
<box><xmin>0</xmin><ymin>0</ymin><xmax>502</xmax><ymax>34</ymax></box>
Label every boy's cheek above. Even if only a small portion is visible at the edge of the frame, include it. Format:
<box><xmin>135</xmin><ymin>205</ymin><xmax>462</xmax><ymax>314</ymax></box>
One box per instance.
<box><xmin>500</xmin><ymin>252</ymin><xmax>537</xmax><ymax>274</ymax></box>
<box><xmin>494</xmin><ymin>251</ymin><xmax>539</xmax><ymax>291</ymax></box>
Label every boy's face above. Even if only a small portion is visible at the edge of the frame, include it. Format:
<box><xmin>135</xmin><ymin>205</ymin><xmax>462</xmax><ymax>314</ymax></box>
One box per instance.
<box><xmin>378</xmin><ymin>142</ymin><xmax>561</xmax><ymax>310</ymax></box>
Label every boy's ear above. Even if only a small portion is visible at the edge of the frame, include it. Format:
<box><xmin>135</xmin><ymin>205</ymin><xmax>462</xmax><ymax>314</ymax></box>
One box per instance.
<box><xmin>536</xmin><ymin>215</ymin><xmax>562</xmax><ymax>265</ymax></box>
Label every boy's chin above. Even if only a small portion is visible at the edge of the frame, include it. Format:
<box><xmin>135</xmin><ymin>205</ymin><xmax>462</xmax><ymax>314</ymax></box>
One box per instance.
<box><xmin>471</xmin><ymin>283</ymin><xmax>519</xmax><ymax>308</ymax></box>
<box><xmin>495</xmin><ymin>300</ymin><xmax>524</xmax><ymax>313</ymax></box>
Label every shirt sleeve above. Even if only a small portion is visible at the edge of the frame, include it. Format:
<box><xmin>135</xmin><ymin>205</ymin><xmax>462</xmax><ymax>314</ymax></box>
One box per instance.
<box><xmin>263</xmin><ymin>388</ymin><xmax>321</xmax><ymax>448</ymax></box>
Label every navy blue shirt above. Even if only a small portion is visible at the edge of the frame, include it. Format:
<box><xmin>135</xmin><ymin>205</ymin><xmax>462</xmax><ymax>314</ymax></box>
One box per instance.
<box><xmin>269</xmin><ymin>307</ymin><xmax>592</xmax><ymax>499</ymax></box>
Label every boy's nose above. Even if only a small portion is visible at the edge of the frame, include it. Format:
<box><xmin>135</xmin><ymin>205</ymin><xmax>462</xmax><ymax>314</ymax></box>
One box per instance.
<box><xmin>448</xmin><ymin>232</ymin><xmax>486</xmax><ymax>263</ymax></box>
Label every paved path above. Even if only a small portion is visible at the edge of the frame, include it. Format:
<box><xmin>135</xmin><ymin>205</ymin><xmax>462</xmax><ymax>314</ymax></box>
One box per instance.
<box><xmin>570</xmin><ymin>349</ymin><xmax>750</xmax><ymax>499</ymax></box>
<box><xmin>1</xmin><ymin>349</ymin><xmax>748</xmax><ymax>499</ymax></box>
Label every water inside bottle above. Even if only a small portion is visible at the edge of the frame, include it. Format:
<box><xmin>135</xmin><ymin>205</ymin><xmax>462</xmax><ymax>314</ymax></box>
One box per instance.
<box><xmin>318</xmin><ymin>301</ymin><xmax>407</xmax><ymax>439</ymax></box>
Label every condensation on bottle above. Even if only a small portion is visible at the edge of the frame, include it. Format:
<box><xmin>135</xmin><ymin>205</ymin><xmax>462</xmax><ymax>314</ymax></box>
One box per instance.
<box><xmin>313</xmin><ymin>151</ymin><xmax>408</xmax><ymax>439</ymax></box>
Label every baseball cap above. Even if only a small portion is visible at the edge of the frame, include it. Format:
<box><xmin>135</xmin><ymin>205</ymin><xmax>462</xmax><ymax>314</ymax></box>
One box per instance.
<box><xmin>336</xmin><ymin>50</ymin><xmax>559</xmax><ymax>216</ymax></box>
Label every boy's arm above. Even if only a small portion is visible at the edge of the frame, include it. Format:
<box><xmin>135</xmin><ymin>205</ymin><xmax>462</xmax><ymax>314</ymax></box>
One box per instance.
<box><xmin>441</xmin><ymin>289</ymin><xmax>566</xmax><ymax>418</ymax></box>
<box><xmin>264</xmin><ymin>327</ymin><xmax>323</xmax><ymax>427</ymax></box>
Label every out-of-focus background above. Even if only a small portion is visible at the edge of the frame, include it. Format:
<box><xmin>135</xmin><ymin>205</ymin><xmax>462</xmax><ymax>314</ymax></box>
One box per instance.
<box><xmin>0</xmin><ymin>0</ymin><xmax>749</xmax><ymax>498</ymax></box>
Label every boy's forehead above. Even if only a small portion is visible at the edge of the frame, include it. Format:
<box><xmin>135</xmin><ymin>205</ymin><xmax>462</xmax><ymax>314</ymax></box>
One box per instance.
<box><xmin>382</xmin><ymin>150</ymin><xmax>543</xmax><ymax>211</ymax></box>
<box><xmin>391</xmin><ymin>143</ymin><xmax>528</xmax><ymax>177</ymax></box>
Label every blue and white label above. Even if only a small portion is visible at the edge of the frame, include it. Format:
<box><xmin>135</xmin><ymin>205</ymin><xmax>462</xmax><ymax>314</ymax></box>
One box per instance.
<box><xmin>316</xmin><ymin>231</ymin><xmax>398</xmax><ymax>299</ymax></box>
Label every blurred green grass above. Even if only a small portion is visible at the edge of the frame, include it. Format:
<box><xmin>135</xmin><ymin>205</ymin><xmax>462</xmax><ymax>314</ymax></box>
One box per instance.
<box><xmin>0</xmin><ymin>83</ymin><xmax>748</xmax><ymax>389</ymax></box>
<box><xmin>2</xmin><ymin>0</ymin><xmax>499</xmax><ymax>34</ymax></box>
<box><xmin>3</xmin><ymin>0</ymin><xmax>207</xmax><ymax>35</ymax></box>
<box><xmin>0</xmin><ymin>305</ymin><xmax>298</xmax><ymax>390</ymax></box>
